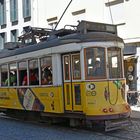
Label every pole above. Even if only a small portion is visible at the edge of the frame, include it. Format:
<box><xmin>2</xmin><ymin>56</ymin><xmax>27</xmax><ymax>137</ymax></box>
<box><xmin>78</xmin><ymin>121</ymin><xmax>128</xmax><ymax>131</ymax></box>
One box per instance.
<box><xmin>54</xmin><ymin>0</ymin><xmax>73</xmax><ymax>30</ymax></box>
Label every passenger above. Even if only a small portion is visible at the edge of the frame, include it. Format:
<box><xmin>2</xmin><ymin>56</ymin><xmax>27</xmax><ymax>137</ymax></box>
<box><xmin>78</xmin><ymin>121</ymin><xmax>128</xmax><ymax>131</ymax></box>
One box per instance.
<box><xmin>22</xmin><ymin>70</ymin><xmax>38</xmax><ymax>85</ymax></box>
<box><xmin>74</xmin><ymin>69</ymin><xmax>80</xmax><ymax>78</ymax></box>
<box><xmin>41</xmin><ymin>66</ymin><xmax>52</xmax><ymax>85</ymax></box>
<box><xmin>93</xmin><ymin>60</ymin><xmax>102</xmax><ymax>76</ymax></box>
<box><xmin>73</xmin><ymin>64</ymin><xmax>80</xmax><ymax>78</ymax></box>
<box><xmin>30</xmin><ymin>70</ymin><xmax>38</xmax><ymax>85</ymax></box>
<box><xmin>5</xmin><ymin>72</ymin><xmax>16</xmax><ymax>86</ymax></box>
<box><xmin>22</xmin><ymin>73</ymin><xmax>28</xmax><ymax>86</ymax></box>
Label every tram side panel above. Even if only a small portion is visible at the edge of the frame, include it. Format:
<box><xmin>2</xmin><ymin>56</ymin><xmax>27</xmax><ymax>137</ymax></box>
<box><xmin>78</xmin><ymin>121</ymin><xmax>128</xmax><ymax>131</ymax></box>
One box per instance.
<box><xmin>0</xmin><ymin>86</ymin><xmax>64</xmax><ymax>113</ymax></box>
<box><xmin>0</xmin><ymin>88</ymin><xmax>23</xmax><ymax>110</ymax></box>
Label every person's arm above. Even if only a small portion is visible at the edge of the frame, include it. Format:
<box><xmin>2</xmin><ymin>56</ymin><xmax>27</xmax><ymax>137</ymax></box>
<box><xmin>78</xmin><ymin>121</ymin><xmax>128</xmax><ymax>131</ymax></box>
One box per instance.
<box><xmin>5</xmin><ymin>79</ymin><xmax>8</xmax><ymax>86</ymax></box>
<box><xmin>22</xmin><ymin>76</ymin><xmax>27</xmax><ymax>85</ymax></box>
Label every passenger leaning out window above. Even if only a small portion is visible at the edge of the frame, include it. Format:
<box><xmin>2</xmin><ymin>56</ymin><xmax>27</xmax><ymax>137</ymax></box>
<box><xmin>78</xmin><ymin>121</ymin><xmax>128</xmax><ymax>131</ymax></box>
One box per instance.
<box><xmin>42</xmin><ymin>66</ymin><xmax>52</xmax><ymax>85</ymax></box>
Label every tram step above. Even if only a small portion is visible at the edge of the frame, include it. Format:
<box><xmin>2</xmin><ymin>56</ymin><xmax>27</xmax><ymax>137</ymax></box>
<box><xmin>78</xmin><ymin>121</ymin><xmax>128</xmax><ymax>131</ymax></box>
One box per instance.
<box><xmin>105</xmin><ymin>118</ymin><xmax>132</xmax><ymax>132</ymax></box>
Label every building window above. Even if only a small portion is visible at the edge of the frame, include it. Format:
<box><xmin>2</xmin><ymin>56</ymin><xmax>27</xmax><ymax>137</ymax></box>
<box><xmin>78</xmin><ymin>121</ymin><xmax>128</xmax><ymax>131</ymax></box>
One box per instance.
<box><xmin>22</xmin><ymin>0</ymin><xmax>31</xmax><ymax>18</ymax></box>
<box><xmin>72</xmin><ymin>9</ymin><xmax>86</xmax><ymax>23</ymax></box>
<box><xmin>11</xmin><ymin>29</ymin><xmax>18</xmax><ymax>42</ymax></box>
<box><xmin>0</xmin><ymin>0</ymin><xmax>6</xmax><ymax>25</ymax></box>
<box><xmin>105</xmin><ymin>0</ymin><xmax>124</xmax><ymax>6</ymax></box>
<box><xmin>72</xmin><ymin>9</ymin><xmax>86</xmax><ymax>16</ymax></box>
<box><xmin>10</xmin><ymin>0</ymin><xmax>18</xmax><ymax>22</ymax></box>
<box><xmin>47</xmin><ymin>16</ymin><xmax>58</xmax><ymax>29</ymax></box>
<box><xmin>0</xmin><ymin>32</ymin><xmax>6</xmax><ymax>49</ymax></box>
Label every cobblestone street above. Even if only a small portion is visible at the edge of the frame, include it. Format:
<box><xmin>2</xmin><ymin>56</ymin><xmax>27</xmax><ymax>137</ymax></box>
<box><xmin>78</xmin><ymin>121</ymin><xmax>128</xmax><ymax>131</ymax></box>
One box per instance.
<box><xmin>131</xmin><ymin>106</ymin><xmax>140</xmax><ymax>119</ymax></box>
<box><xmin>130</xmin><ymin>106</ymin><xmax>140</xmax><ymax>132</ymax></box>
<box><xmin>0</xmin><ymin>107</ymin><xmax>139</xmax><ymax>140</ymax></box>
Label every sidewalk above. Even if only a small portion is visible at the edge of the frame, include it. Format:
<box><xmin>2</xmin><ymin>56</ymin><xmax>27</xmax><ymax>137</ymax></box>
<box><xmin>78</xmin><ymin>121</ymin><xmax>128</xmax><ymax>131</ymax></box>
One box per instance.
<box><xmin>130</xmin><ymin>105</ymin><xmax>140</xmax><ymax>119</ymax></box>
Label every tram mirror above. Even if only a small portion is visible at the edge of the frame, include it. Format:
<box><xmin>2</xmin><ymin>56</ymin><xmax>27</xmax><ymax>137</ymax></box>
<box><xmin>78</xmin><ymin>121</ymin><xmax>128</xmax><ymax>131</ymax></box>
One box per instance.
<box><xmin>128</xmin><ymin>75</ymin><xmax>133</xmax><ymax>81</ymax></box>
<box><xmin>128</xmin><ymin>65</ymin><xmax>133</xmax><ymax>72</ymax></box>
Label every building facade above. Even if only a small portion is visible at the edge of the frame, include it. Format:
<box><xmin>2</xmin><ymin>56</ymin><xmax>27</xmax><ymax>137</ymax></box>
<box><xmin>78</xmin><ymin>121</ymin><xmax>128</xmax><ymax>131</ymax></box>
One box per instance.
<box><xmin>0</xmin><ymin>0</ymin><xmax>106</xmax><ymax>49</ymax></box>
<box><xmin>104</xmin><ymin>0</ymin><xmax>140</xmax><ymax>92</ymax></box>
<box><xmin>0</xmin><ymin>0</ymin><xmax>140</xmax><ymax>91</ymax></box>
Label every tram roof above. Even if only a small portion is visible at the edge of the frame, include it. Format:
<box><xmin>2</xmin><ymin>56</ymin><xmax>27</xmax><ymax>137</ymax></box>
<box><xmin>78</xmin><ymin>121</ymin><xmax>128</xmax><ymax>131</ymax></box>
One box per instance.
<box><xmin>0</xmin><ymin>32</ymin><xmax>123</xmax><ymax>59</ymax></box>
<box><xmin>0</xmin><ymin>20</ymin><xmax>123</xmax><ymax>59</ymax></box>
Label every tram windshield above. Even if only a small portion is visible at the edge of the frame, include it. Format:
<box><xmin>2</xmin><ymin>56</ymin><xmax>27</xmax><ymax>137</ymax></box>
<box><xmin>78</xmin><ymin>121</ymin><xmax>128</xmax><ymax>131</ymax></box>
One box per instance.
<box><xmin>84</xmin><ymin>47</ymin><xmax>106</xmax><ymax>79</ymax></box>
<box><xmin>84</xmin><ymin>46</ymin><xmax>123</xmax><ymax>80</ymax></box>
<box><xmin>108</xmin><ymin>47</ymin><xmax>123</xmax><ymax>78</ymax></box>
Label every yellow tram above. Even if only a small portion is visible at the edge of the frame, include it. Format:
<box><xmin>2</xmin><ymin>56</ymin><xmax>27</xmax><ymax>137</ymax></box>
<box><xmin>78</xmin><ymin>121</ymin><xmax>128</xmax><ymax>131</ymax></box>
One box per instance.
<box><xmin>0</xmin><ymin>20</ymin><xmax>131</xmax><ymax>131</ymax></box>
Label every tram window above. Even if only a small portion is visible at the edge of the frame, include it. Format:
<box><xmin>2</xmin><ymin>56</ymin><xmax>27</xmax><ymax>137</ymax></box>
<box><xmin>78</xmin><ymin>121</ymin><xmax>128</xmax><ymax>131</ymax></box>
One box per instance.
<box><xmin>72</xmin><ymin>54</ymin><xmax>81</xmax><ymax>80</ymax></box>
<box><xmin>9</xmin><ymin>63</ymin><xmax>17</xmax><ymax>86</ymax></box>
<box><xmin>108</xmin><ymin>47</ymin><xmax>122</xmax><ymax>78</ymax></box>
<box><xmin>1</xmin><ymin>64</ymin><xmax>8</xmax><ymax>86</ymax></box>
<box><xmin>74</xmin><ymin>84</ymin><xmax>81</xmax><ymax>105</ymax></box>
<box><xmin>19</xmin><ymin>61</ymin><xmax>27</xmax><ymax>86</ymax></box>
<box><xmin>64</xmin><ymin>56</ymin><xmax>70</xmax><ymax>80</ymax></box>
<box><xmin>84</xmin><ymin>47</ymin><xmax>106</xmax><ymax>79</ymax></box>
<box><xmin>29</xmin><ymin>59</ymin><xmax>39</xmax><ymax>85</ymax></box>
<box><xmin>41</xmin><ymin>56</ymin><xmax>52</xmax><ymax>85</ymax></box>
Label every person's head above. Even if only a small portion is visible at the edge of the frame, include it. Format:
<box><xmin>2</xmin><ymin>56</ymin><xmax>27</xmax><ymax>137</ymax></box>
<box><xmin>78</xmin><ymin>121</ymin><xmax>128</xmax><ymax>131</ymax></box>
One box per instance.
<box><xmin>10</xmin><ymin>72</ymin><xmax>13</xmax><ymax>76</ymax></box>
<box><xmin>10</xmin><ymin>71</ymin><xmax>15</xmax><ymax>76</ymax></box>
<box><xmin>95</xmin><ymin>60</ymin><xmax>100</xmax><ymax>67</ymax></box>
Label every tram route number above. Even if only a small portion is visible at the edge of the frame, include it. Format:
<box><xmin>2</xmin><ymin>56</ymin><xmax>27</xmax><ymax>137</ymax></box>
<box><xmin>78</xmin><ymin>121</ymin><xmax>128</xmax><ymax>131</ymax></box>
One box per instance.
<box><xmin>86</xmin><ymin>91</ymin><xmax>96</xmax><ymax>96</ymax></box>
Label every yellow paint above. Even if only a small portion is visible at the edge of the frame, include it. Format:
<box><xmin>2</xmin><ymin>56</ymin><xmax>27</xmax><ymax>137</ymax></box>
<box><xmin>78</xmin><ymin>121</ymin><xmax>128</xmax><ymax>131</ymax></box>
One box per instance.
<box><xmin>82</xmin><ymin>79</ymin><xmax>129</xmax><ymax>115</ymax></box>
<box><xmin>0</xmin><ymin>86</ymin><xmax>64</xmax><ymax>113</ymax></box>
<box><xmin>64</xmin><ymin>82</ymin><xmax>84</xmax><ymax>111</ymax></box>
<box><xmin>0</xmin><ymin>79</ymin><xmax>131</xmax><ymax>117</ymax></box>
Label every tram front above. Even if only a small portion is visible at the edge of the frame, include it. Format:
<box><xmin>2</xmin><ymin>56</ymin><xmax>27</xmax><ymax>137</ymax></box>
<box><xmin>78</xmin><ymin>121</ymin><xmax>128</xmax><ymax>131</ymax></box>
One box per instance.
<box><xmin>83</xmin><ymin>41</ymin><xmax>131</xmax><ymax>131</ymax></box>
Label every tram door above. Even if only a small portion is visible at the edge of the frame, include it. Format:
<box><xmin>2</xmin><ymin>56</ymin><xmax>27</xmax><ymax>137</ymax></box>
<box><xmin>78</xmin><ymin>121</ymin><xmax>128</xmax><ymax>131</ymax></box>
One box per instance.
<box><xmin>63</xmin><ymin>53</ymin><xmax>82</xmax><ymax>111</ymax></box>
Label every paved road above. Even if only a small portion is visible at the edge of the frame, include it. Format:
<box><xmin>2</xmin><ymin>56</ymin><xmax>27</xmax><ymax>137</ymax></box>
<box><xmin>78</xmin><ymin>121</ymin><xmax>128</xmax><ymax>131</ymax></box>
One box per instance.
<box><xmin>131</xmin><ymin>106</ymin><xmax>140</xmax><ymax>119</ymax></box>
<box><xmin>0</xmin><ymin>117</ymin><xmax>116</xmax><ymax>140</ymax></box>
<box><xmin>0</xmin><ymin>109</ymin><xmax>139</xmax><ymax>140</ymax></box>
<box><xmin>0</xmin><ymin>118</ymin><xmax>139</xmax><ymax>140</ymax></box>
